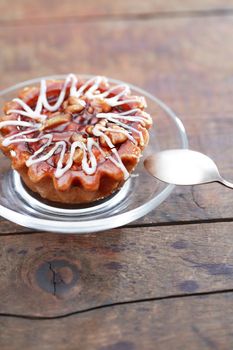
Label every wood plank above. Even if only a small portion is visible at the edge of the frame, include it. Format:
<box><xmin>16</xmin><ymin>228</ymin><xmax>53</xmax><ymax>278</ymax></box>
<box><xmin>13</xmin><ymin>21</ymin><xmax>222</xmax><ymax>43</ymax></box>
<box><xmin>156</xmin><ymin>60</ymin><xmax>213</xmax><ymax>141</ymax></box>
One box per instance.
<box><xmin>0</xmin><ymin>220</ymin><xmax>31</xmax><ymax>234</ymax></box>
<box><xmin>0</xmin><ymin>0</ymin><xmax>232</xmax><ymax>22</ymax></box>
<box><xmin>1</xmin><ymin>17</ymin><xmax>232</xmax><ymax>119</ymax></box>
<box><xmin>0</xmin><ymin>17</ymin><xmax>233</xmax><ymax>229</ymax></box>
<box><xmin>1</xmin><ymin>16</ymin><xmax>233</xmax><ymax>117</ymax></box>
<box><xmin>1</xmin><ymin>223</ymin><xmax>233</xmax><ymax>317</ymax></box>
<box><xmin>1</xmin><ymin>293</ymin><xmax>233</xmax><ymax>350</ymax></box>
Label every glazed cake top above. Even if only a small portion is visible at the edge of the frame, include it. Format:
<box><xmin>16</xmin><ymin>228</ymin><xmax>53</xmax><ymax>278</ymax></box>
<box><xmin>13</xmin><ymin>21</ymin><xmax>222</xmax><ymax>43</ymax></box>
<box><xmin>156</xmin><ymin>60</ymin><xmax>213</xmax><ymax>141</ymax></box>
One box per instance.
<box><xmin>0</xmin><ymin>74</ymin><xmax>152</xmax><ymax>180</ymax></box>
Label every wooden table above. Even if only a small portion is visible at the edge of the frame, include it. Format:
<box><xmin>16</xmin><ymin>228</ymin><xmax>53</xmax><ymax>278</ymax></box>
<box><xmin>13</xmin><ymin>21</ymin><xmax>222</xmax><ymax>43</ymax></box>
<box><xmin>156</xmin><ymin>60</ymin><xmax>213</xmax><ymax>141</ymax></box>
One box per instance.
<box><xmin>1</xmin><ymin>1</ymin><xmax>233</xmax><ymax>349</ymax></box>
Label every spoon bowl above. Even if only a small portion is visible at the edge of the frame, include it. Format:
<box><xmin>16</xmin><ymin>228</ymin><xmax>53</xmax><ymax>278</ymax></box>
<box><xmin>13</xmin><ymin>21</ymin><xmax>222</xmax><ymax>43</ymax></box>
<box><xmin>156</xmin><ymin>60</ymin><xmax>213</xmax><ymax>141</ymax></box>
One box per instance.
<box><xmin>144</xmin><ymin>149</ymin><xmax>233</xmax><ymax>189</ymax></box>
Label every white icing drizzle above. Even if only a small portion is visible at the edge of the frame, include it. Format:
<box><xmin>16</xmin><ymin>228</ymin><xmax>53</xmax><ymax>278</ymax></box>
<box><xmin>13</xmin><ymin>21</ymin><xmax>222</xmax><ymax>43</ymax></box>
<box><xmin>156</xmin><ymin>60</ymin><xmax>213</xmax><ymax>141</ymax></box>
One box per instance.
<box><xmin>8</xmin><ymin>98</ymin><xmax>46</xmax><ymax>121</ymax></box>
<box><xmin>99</xmin><ymin>126</ymin><xmax>136</xmax><ymax>144</ymax></box>
<box><xmin>2</xmin><ymin>127</ymin><xmax>42</xmax><ymax>146</ymax></box>
<box><xmin>86</xmin><ymin>83</ymin><xmax>129</xmax><ymax>101</ymax></box>
<box><xmin>0</xmin><ymin>120</ymin><xmax>37</xmax><ymax>129</ymax></box>
<box><xmin>92</xmin><ymin>126</ymin><xmax>129</xmax><ymax>179</ymax></box>
<box><xmin>96</xmin><ymin>112</ymin><xmax>144</xmax><ymax>146</ymax></box>
<box><xmin>55</xmin><ymin>141</ymin><xmax>86</xmax><ymax>178</ymax></box>
<box><xmin>26</xmin><ymin>134</ymin><xmax>55</xmax><ymax>166</ymax></box>
<box><xmin>81</xmin><ymin>139</ymin><xmax>97</xmax><ymax>176</ymax></box>
<box><xmin>105</xmin><ymin>97</ymin><xmax>144</xmax><ymax>107</ymax></box>
<box><xmin>10</xmin><ymin>150</ymin><xmax>16</xmax><ymax>157</ymax></box>
<box><xmin>79</xmin><ymin>76</ymin><xmax>102</xmax><ymax>99</ymax></box>
<box><xmin>7</xmin><ymin>109</ymin><xmax>43</xmax><ymax>120</ymax></box>
<box><xmin>40</xmin><ymin>76</ymin><xmax>75</xmax><ymax>112</ymax></box>
<box><xmin>0</xmin><ymin>74</ymin><xmax>149</xmax><ymax>179</ymax></box>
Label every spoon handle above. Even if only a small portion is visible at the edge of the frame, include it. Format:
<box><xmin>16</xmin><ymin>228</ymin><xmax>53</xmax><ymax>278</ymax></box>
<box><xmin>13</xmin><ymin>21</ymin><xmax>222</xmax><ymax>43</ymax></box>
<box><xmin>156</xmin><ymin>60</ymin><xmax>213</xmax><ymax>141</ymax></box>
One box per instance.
<box><xmin>219</xmin><ymin>177</ymin><xmax>233</xmax><ymax>189</ymax></box>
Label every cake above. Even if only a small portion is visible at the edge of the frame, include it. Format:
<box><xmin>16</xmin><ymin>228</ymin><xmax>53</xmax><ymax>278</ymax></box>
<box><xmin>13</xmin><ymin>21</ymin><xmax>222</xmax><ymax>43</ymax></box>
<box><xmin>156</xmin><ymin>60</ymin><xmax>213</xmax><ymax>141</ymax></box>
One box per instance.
<box><xmin>0</xmin><ymin>74</ymin><xmax>152</xmax><ymax>204</ymax></box>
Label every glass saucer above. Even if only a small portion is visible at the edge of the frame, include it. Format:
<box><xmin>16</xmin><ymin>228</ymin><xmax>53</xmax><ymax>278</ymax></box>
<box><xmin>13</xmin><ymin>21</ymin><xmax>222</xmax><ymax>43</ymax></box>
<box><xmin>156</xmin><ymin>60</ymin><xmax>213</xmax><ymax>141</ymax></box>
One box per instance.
<box><xmin>0</xmin><ymin>75</ymin><xmax>188</xmax><ymax>234</ymax></box>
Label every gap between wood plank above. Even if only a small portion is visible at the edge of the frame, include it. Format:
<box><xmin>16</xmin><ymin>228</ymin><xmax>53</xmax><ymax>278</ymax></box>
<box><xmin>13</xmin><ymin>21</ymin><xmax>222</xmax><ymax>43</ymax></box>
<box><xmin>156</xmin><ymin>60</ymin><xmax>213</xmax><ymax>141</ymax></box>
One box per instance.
<box><xmin>0</xmin><ymin>288</ymin><xmax>233</xmax><ymax>320</ymax></box>
<box><xmin>0</xmin><ymin>8</ymin><xmax>233</xmax><ymax>27</ymax></box>
<box><xmin>1</xmin><ymin>217</ymin><xmax>233</xmax><ymax>236</ymax></box>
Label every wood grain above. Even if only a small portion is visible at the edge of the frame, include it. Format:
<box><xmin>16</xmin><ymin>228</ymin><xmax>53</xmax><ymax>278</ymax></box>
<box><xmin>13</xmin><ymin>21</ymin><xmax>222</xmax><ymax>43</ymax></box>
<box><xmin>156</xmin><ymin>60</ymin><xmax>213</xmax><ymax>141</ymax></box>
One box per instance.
<box><xmin>1</xmin><ymin>293</ymin><xmax>233</xmax><ymax>350</ymax></box>
<box><xmin>1</xmin><ymin>222</ymin><xmax>233</xmax><ymax>317</ymax></box>
<box><xmin>1</xmin><ymin>16</ymin><xmax>233</xmax><ymax>118</ymax></box>
<box><xmin>0</xmin><ymin>0</ymin><xmax>232</xmax><ymax>22</ymax></box>
<box><xmin>0</xmin><ymin>3</ymin><xmax>232</xmax><ymax>350</ymax></box>
<box><xmin>1</xmin><ymin>16</ymin><xmax>233</xmax><ymax>230</ymax></box>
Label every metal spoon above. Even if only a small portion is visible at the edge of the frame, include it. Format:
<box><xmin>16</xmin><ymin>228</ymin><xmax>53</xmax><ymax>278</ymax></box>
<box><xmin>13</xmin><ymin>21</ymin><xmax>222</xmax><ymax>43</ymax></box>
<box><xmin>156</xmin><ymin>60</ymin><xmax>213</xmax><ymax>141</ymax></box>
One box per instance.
<box><xmin>144</xmin><ymin>149</ymin><xmax>233</xmax><ymax>189</ymax></box>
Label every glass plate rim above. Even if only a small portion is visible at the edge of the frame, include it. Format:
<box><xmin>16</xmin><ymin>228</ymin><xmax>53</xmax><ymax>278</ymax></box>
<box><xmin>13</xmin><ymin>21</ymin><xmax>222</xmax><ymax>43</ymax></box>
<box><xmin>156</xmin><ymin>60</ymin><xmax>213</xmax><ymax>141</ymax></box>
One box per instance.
<box><xmin>0</xmin><ymin>74</ymin><xmax>189</xmax><ymax>233</ymax></box>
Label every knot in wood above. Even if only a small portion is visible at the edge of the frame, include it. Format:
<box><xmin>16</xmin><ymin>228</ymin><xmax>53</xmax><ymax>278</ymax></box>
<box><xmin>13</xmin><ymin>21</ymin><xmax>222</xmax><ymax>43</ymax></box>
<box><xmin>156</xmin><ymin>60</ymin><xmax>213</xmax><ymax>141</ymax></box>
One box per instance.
<box><xmin>36</xmin><ymin>259</ymin><xmax>79</xmax><ymax>296</ymax></box>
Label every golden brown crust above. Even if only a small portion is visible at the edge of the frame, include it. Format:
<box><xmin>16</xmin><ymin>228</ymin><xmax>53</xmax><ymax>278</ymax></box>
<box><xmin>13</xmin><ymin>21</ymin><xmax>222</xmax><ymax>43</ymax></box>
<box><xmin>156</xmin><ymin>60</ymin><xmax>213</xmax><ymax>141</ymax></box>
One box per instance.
<box><xmin>18</xmin><ymin>153</ymin><xmax>138</xmax><ymax>204</ymax></box>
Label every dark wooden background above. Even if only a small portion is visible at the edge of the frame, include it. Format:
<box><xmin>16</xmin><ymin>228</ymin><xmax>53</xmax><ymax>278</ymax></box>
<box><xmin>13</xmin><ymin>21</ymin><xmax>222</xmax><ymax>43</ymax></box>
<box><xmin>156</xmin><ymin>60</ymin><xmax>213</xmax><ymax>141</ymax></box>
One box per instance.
<box><xmin>1</xmin><ymin>1</ymin><xmax>233</xmax><ymax>349</ymax></box>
